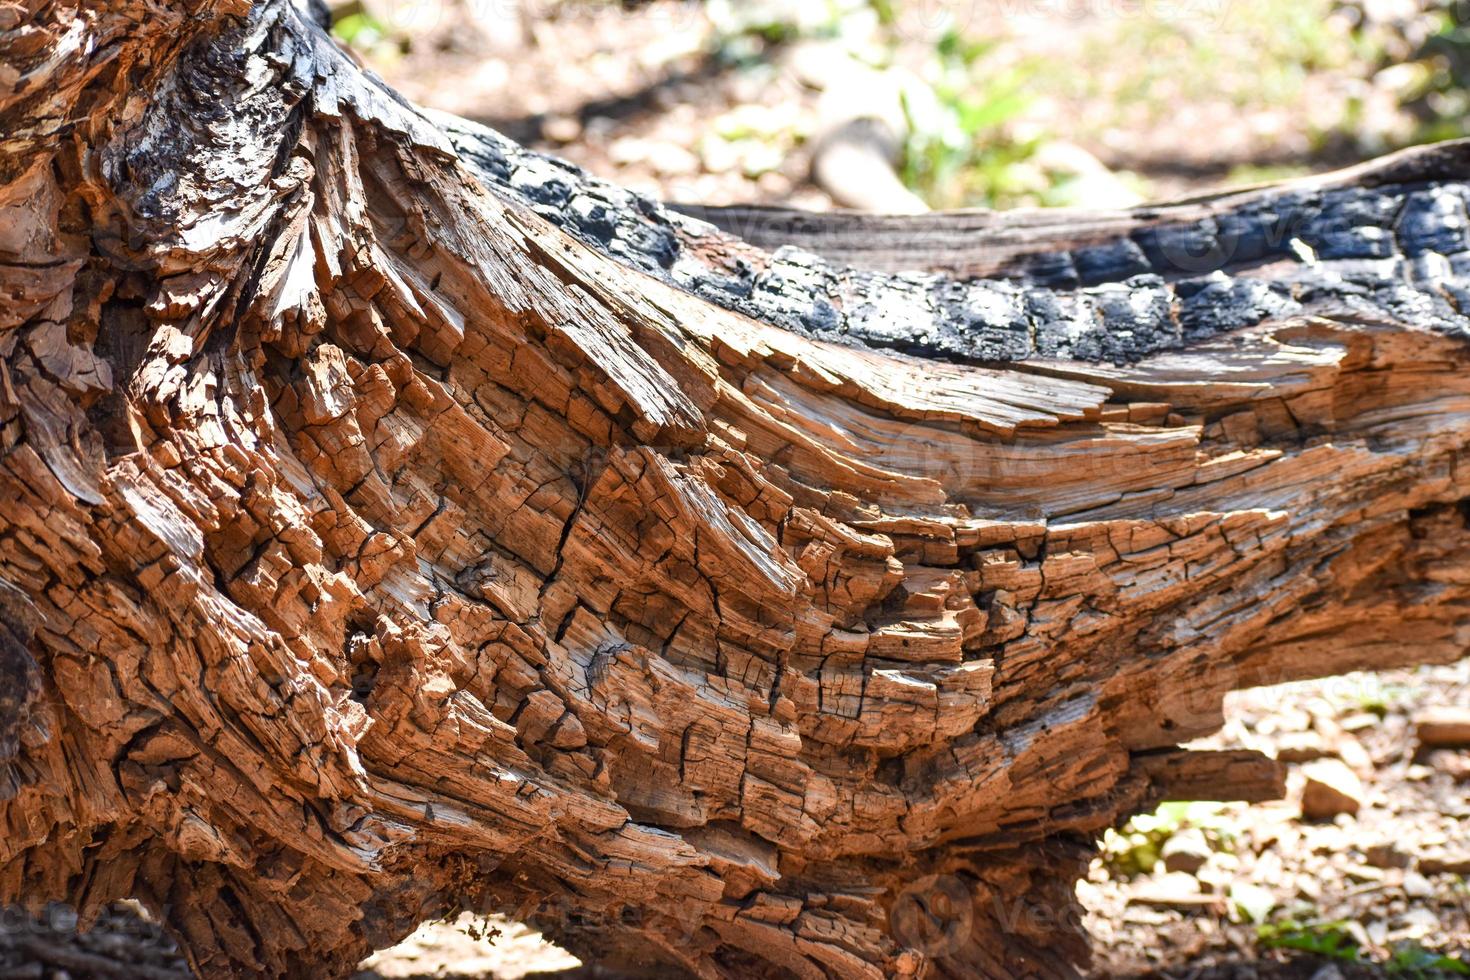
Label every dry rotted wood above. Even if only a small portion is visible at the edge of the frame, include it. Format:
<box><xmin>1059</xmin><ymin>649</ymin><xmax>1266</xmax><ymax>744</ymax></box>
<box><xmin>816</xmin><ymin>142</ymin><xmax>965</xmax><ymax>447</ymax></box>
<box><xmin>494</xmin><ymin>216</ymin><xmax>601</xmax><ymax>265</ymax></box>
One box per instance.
<box><xmin>3</xmin><ymin>1</ymin><xmax>1470</xmax><ymax>978</ymax></box>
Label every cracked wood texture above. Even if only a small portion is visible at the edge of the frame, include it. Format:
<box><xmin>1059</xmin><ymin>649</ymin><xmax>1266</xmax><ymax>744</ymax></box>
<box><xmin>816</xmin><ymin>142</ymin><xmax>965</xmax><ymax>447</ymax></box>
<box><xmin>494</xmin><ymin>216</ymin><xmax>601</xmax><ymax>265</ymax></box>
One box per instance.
<box><xmin>3</xmin><ymin>1</ymin><xmax>1470</xmax><ymax>977</ymax></box>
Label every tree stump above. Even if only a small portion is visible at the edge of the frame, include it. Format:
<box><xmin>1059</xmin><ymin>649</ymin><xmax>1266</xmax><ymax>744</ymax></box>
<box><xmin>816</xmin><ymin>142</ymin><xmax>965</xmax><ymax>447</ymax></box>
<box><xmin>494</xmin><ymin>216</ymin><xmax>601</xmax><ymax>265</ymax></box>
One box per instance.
<box><xmin>3</xmin><ymin>2</ymin><xmax>1469</xmax><ymax>977</ymax></box>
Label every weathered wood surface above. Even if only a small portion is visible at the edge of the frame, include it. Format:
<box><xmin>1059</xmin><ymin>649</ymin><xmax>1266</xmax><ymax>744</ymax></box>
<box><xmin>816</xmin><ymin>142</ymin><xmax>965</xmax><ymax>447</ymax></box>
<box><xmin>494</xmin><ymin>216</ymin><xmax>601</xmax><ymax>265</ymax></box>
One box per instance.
<box><xmin>2</xmin><ymin>1</ymin><xmax>1470</xmax><ymax>977</ymax></box>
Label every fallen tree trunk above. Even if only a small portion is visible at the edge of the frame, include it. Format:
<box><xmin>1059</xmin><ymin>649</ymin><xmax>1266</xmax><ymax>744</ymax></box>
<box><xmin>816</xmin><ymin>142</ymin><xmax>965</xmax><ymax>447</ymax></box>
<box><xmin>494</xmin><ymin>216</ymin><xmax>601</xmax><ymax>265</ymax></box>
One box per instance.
<box><xmin>3</xmin><ymin>2</ymin><xmax>1470</xmax><ymax>977</ymax></box>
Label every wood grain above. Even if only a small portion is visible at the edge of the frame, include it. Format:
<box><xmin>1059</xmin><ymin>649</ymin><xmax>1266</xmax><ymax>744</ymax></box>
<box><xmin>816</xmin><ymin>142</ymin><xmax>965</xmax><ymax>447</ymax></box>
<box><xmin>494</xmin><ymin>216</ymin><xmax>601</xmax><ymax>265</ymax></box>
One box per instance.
<box><xmin>2</xmin><ymin>2</ymin><xmax>1469</xmax><ymax>978</ymax></box>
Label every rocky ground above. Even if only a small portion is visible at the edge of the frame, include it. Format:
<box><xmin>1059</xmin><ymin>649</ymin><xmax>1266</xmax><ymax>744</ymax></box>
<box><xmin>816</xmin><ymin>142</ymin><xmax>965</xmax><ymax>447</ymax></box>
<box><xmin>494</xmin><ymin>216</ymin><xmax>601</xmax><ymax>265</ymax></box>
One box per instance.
<box><xmin>1083</xmin><ymin>661</ymin><xmax>1470</xmax><ymax>978</ymax></box>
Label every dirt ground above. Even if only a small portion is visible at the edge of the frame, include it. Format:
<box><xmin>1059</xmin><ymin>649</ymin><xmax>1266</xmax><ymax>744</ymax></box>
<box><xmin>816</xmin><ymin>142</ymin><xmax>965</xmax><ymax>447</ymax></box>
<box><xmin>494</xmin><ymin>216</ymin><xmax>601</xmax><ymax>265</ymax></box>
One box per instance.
<box><xmin>347</xmin><ymin>0</ymin><xmax>1461</xmax><ymax>207</ymax></box>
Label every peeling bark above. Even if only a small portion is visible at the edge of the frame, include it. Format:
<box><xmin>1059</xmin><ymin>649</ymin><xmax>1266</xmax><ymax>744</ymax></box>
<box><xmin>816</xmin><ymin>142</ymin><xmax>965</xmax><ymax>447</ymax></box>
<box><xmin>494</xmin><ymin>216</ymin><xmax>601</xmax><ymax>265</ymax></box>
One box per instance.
<box><xmin>3</xmin><ymin>2</ymin><xmax>1470</xmax><ymax>978</ymax></box>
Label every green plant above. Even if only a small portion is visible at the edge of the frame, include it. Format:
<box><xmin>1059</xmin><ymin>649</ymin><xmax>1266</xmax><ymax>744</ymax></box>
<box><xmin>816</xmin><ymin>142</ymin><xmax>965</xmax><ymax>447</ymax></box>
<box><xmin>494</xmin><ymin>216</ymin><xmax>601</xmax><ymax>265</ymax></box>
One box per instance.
<box><xmin>1100</xmin><ymin>801</ymin><xmax>1238</xmax><ymax>878</ymax></box>
<box><xmin>896</xmin><ymin>29</ymin><xmax>1044</xmax><ymax>209</ymax></box>
<box><xmin>329</xmin><ymin>2</ymin><xmax>407</xmax><ymax>62</ymax></box>
<box><xmin>1404</xmin><ymin>8</ymin><xmax>1470</xmax><ymax>142</ymax></box>
<box><xmin>1385</xmin><ymin>942</ymin><xmax>1470</xmax><ymax>979</ymax></box>
<box><xmin>330</xmin><ymin>7</ymin><xmax>388</xmax><ymax>49</ymax></box>
<box><xmin>1351</xmin><ymin>677</ymin><xmax>1414</xmax><ymax>718</ymax></box>
<box><xmin>1257</xmin><ymin>922</ymin><xmax>1469</xmax><ymax>977</ymax></box>
<box><xmin>707</xmin><ymin>0</ymin><xmax>873</xmax><ymax>54</ymax></box>
<box><xmin>1257</xmin><ymin>919</ymin><xmax>1363</xmax><ymax>962</ymax></box>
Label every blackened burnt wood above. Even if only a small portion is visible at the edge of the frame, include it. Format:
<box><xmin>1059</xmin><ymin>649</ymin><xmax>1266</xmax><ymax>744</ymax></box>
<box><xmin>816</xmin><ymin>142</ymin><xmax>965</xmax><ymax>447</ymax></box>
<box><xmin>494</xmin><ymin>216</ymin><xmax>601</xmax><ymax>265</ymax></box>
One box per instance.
<box><xmin>443</xmin><ymin>112</ymin><xmax>1470</xmax><ymax>362</ymax></box>
<box><xmin>2</xmin><ymin>1</ymin><xmax>1469</xmax><ymax>978</ymax></box>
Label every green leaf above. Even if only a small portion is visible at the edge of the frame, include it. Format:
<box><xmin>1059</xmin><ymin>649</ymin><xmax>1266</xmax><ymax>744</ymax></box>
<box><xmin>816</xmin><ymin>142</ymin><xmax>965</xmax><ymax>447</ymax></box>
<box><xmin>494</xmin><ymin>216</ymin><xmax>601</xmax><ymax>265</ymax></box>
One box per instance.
<box><xmin>1256</xmin><ymin>920</ymin><xmax>1362</xmax><ymax>962</ymax></box>
<box><xmin>330</xmin><ymin>11</ymin><xmax>385</xmax><ymax>48</ymax></box>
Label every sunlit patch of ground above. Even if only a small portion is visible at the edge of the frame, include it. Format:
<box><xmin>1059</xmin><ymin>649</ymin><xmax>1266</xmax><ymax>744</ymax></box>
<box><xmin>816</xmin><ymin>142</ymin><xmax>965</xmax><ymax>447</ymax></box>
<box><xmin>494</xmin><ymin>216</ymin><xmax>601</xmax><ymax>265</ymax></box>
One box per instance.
<box><xmin>355</xmin><ymin>913</ymin><xmax>580</xmax><ymax>980</ymax></box>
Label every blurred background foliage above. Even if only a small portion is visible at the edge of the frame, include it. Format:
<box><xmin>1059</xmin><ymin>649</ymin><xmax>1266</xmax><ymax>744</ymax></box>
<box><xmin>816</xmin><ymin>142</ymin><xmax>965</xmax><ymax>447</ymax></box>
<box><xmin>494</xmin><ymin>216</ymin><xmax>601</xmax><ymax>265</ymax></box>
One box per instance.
<box><xmin>332</xmin><ymin>0</ymin><xmax>1470</xmax><ymax>209</ymax></box>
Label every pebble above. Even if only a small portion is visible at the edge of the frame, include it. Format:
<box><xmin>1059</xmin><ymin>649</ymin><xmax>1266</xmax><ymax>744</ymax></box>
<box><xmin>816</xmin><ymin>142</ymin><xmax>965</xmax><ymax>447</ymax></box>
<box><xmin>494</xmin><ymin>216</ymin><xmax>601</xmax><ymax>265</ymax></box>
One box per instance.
<box><xmin>1427</xmin><ymin>749</ymin><xmax>1470</xmax><ymax>781</ymax></box>
<box><xmin>1402</xmin><ymin>869</ymin><xmax>1435</xmax><ymax>898</ymax></box>
<box><xmin>1335</xmin><ymin>734</ymin><xmax>1374</xmax><ymax>773</ymax></box>
<box><xmin>1229</xmin><ymin>881</ymin><xmax>1278</xmax><ymax>923</ymax></box>
<box><xmin>1160</xmin><ymin>828</ymin><xmax>1213</xmax><ymax>875</ymax></box>
<box><xmin>1339</xmin><ymin>712</ymin><xmax>1381</xmax><ymax>732</ymax></box>
<box><xmin>1121</xmin><ymin>906</ymin><xmax>1173</xmax><ymax>926</ymax></box>
<box><xmin>1129</xmin><ymin>872</ymin><xmax>1220</xmax><ymax>911</ymax></box>
<box><xmin>542</xmin><ymin>115</ymin><xmax>582</xmax><ymax>144</ymax></box>
<box><xmin>1414</xmin><ymin>706</ymin><xmax>1470</xmax><ymax>747</ymax></box>
<box><xmin>1421</xmin><ymin>851</ymin><xmax>1470</xmax><ymax>875</ymax></box>
<box><xmin>1273</xmin><ymin>729</ymin><xmax>1334</xmax><ymax>763</ymax></box>
<box><xmin>1300</xmin><ymin>759</ymin><xmax>1365</xmax><ymax>820</ymax></box>
<box><xmin>1396</xmin><ymin>906</ymin><xmax>1442</xmax><ymax>940</ymax></box>
<box><xmin>1365</xmin><ymin>841</ymin><xmax>1411</xmax><ymax>869</ymax></box>
<box><xmin>1345</xmin><ymin>864</ymin><xmax>1385</xmax><ymax>883</ymax></box>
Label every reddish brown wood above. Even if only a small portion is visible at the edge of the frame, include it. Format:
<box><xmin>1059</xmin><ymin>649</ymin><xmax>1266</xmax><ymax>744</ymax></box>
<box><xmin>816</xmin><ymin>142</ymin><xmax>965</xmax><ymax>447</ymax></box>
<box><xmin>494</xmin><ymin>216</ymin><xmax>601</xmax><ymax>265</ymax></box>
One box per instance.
<box><xmin>3</xmin><ymin>3</ymin><xmax>1469</xmax><ymax>977</ymax></box>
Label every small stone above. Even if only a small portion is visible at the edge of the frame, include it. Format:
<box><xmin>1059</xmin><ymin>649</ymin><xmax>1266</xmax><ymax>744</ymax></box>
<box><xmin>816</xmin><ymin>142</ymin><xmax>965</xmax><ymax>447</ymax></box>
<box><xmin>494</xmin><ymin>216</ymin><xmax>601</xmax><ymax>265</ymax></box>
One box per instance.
<box><xmin>1229</xmin><ymin>880</ymin><xmax>1277</xmax><ymax>924</ymax></box>
<box><xmin>647</xmin><ymin>142</ymin><xmax>700</xmax><ymax>177</ymax></box>
<box><xmin>1365</xmin><ymin>841</ymin><xmax>1411</xmax><ymax>869</ymax></box>
<box><xmin>152</xmin><ymin>440</ymin><xmax>183</xmax><ymax>468</ymax></box>
<box><xmin>1274</xmin><ymin>730</ymin><xmax>1334</xmax><ymax>763</ymax></box>
<box><xmin>1345</xmin><ymin>864</ymin><xmax>1384</xmax><ymax>883</ymax></box>
<box><xmin>542</xmin><ymin>115</ymin><xmax>582</xmax><ymax>145</ymax></box>
<box><xmin>1161</xmin><ymin>828</ymin><xmax>1213</xmax><ymax>875</ymax></box>
<box><xmin>1396</xmin><ymin>906</ymin><xmax>1441</xmax><ymax>940</ymax></box>
<box><xmin>1307</xmin><ymin>824</ymin><xmax>1349</xmax><ymax>854</ymax></box>
<box><xmin>1259</xmin><ymin>707</ymin><xmax>1313</xmax><ymax>735</ymax></box>
<box><xmin>1309</xmin><ymin>964</ymin><xmax>1345</xmax><ymax>980</ymax></box>
<box><xmin>1427</xmin><ymin>749</ymin><xmax>1470</xmax><ymax>781</ymax></box>
<box><xmin>548</xmin><ymin>711</ymin><xmax>587</xmax><ymax>750</ymax></box>
<box><xmin>756</xmin><ymin>171</ymin><xmax>793</xmax><ymax>197</ymax></box>
<box><xmin>1335</xmin><ymin>734</ymin><xmax>1374</xmax><ymax>773</ymax></box>
<box><xmin>1300</xmin><ymin>759</ymin><xmax>1364</xmax><ymax>820</ymax></box>
<box><xmin>1402</xmin><ymin>869</ymin><xmax>1435</xmax><ymax>898</ymax></box>
<box><xmin>1414</xmin><ymin>706</ymin><xmax>1470</xmax><ymax>748</ymax></box>
<box><xmin>1129</xmin><ymin>871</ymin><xmax>1220</xmax><ymax>911</ymax></box>
<box><xmin>1338</xmin><ymin>711</ymin><xmax>1380</xmax><ymax>732</ymax></box>
<box><xmin>1252</xmin><ymin>848</ymin><xmax>1285</xmax><ymax>882</ymax></box>
<box><xmin>1196</xmin><ymin>865</ymin><xmax>1231</xmax><ymax>894</ymax></box>
<box><xmin>1344</xmin><ymin>920</ymin><xmax>1374</xmax><ymax>950</ymax></box>
<box><xmin>894</xmin><ymin>950</ymin><xmax>923</xmax><ymax>976</ymax></box>
<box><xmin>1121</xmin><ymin>905</ymin><xmax>1172</xmax><ymax>925</ymax></box>
<box><xmin>1421</xmin><ymin>851</ymin><xmax>1470</xmax><ymax>875</ymax></box>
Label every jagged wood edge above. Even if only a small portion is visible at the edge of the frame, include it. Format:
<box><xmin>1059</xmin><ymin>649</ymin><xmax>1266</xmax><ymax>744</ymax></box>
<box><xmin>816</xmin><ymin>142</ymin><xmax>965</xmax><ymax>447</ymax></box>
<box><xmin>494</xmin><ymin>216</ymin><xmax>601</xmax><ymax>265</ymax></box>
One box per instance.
<box><xmin>1</xmin><ymin>2</ymin><xmax>1469</xmax><ymax>979</ymax></box>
